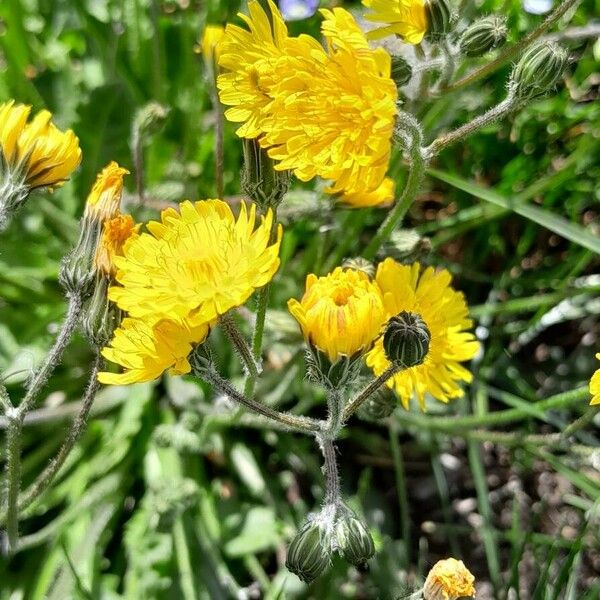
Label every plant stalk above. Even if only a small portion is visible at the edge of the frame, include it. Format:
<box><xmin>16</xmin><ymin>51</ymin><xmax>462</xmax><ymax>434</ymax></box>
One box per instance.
<box><xmin>219</xmin><ymin>313</ymin><xmax>262</xmax><ymax>379</ymax></box>
<box><xmin>317</xmin><ymin>436</ymin><xmax>341</xmax><ymax>506</ymax></box>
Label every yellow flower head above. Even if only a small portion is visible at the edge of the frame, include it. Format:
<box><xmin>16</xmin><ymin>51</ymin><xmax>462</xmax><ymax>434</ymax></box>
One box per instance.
<box><xmin>94</xmin><ymin>214</ymin><xmax>140</xmax><ymax>278</ymax></box>
<box><xmin>288</xmin><ymin>267</ymin><xmax>386</xmax><ymax>362</ymax></box>
<box><xmin>366</xmin><ymin>259</ymin><xmax>479</xmax><ymax>410</ymax></box>
<box><xmin>362</xmin><ymin>0</ymin><xmax>428</xmax><ymax>44</ymax></box>
<box><xmin>0</xmin><ymin>100</ymin><xmax>81</xmax><ymax>189</ymax></box>
<box><xmin>333</xmin><ymin>178</ymin><xmax>396</xmax><ymax>209</ymax></box>
<box><xmin>423</xmin><ymin>558</ymin><xmax>476</xmax><ymax>600</ymax></box>
<box><xmin>217</xmin><ymin>1</ymin><xmax>397</xmax><ymax>199</ymax></box>
<box><xmin>98</xmin><ymin>317</ymin><xmax>209</xmax><ymax>385</ymax></box>
<box><xmin>199</xmin><ymin>24</ymin><xmax>225</xmax><ymax>65</ymax></box>
<box><xmin>108</xmin><ymin>199</ymin><xmax>282</xmax><ymax>327</ymax></box>
<box><xmin>84</xmin><ymin>161</ymin><xmax>129</xmax><ymax>222</ymax></box>
<box><xmin>590</xmin><ymin>353</ymin><xmax>600</xmax><ymax>406</ymax></box>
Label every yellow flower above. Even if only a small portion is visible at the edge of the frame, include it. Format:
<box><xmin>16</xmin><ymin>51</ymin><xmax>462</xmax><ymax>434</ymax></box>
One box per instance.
<box><xmin>84</xmin><ymin>161</ymin><xmax>129</xmax><ymax>222</ymax></box>
<box><xmin>332</xmin><ymin>178</ymin><xmax>396</xmax><ymax>208</ymax></box>
<box><xmin>108</xmin><ymin>199</ymin><xmax>282</xmax><ymax>327</ymax></box>
<box><xmin>217</xmin><ymin>1</ymin><xmax>397</xmax><ymax>199</ymax></box>
<box><xmin>590</xmin><ymin>353</ymin><xmax>600</xmax><ymax>406</ymax></box>
<box><xmin>423</xmin><ymin>558</ymin><xmax>476</xmax><ymax>600</ymax></box>
<box><xmin>199</xmin><ymin>24</ymin><xmax>225</xmax><ymax>65</ymax></box>
<box><xmin>288</xmin><ymin>267</ymin><xmax>386</xmax><ymax>362</ymax></box>
<box><xmin>366</xmin><ymin>259</ymin><xmax>479</xmax><ymax>410</ymax></box>
<box><xmin>94</xmin><ymin>214</ymin><xmax>140</xmax><ymax>278</ymax></box>
<box><xmin>362</xmin><ymin>0</ymin><xmax>428</xmax><ymax>45</ymax></box>
<box><xmin>98</xmin><ymin>317</ymin><xmax>209</xmax><ymax>385</ymax></box>
<box><xmin>0</xmin><ymin>100</ymin><xmax>81</xmax><ymax>189</ymax></box>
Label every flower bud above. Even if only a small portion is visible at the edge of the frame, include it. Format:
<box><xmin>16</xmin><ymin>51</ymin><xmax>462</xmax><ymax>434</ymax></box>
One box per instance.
<box><xmin>286</xmin><ymin>519</ymin><xmax>332</xmax><ymax>583</ymax></box>
<box><xmin>335</xmin><ymin>513</ymin><xmax>375</xmax><ymax>568</ymax></box>
<box><xmin>82</xmin><ymin>276</ymin><xmax>122</xmax><ymax>349</ymax></box>
<box><xmin>423</xmin><ymin>558</ymin><xmax>475</xmax><ymax>600</ymax></box>
<box><xmin>425</xmin><ymin>0</ymin><xmax>454</xmax><ymax>42</ymax></box>
<box><xmin>357</xmin><ymin>386</ymin><xmax>397</xmax><ymax>421</ymax></box>
<box><xmin>133</xmin><ymin>102</ymin><xmax>170</xmax><ymax>139</ymax></box>
<box><xmin>510</xmin><ymin>41</ymin><xmax>568</xmax><ymax>100</ymax></box>
<box><xmin>383</xmin><ymin>311</ymin><xmax>430</xmax><ymax>367</ymax></box>
<box><xmin>242</xmin><ymin>138</ymin><xmax>290</xmax><ymax>210</ymax></box>
<box><xmin>391</xmin><ymin>56</ymin><xmax>413</xmax><ymax>88</ymax></box>
<box><xmin>459</xmin><ymin>16</ymin><xmax>507</xmax><ymax>57</ymax></box>
<box><xmin>341</xmin><ymin>257</ymin><xmax>375</xmax><ymax>279</ymax></box>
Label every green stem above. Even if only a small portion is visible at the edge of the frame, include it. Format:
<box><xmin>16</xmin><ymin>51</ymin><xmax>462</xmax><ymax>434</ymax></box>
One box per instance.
<box><xmin>443</xmin><ymin>0</ymin><xmax>579</xmax><ymax>92</ymax></box>
<box><xmin>195</xmin><ymin>363</ymin><xmax>322</xmax><ymax>434</ymax></box>
<box><xmin>343</xmin><ymin>363</ymin><xmax>403</xmax><ymax>421</ymax></box>
<box><xmin>317</xmin><ymin>436</ymin><xmax>341</xmax><ymax>507</ymax></box>
<box><xmin>322</xmin><ymin>389</ymin><xmax>345</xmax><ymax>439</ymax></box>
<box><xmin>243</xmin><ymin>207</ymin><xmax>278</xmax><ymax>398</ymax></box>
<box><xmin>0</xmin><ymin>382</ymin><xmax>11</xmax><ymax>413</ymax></box>
<box><xmin>212</xmin><ymin>66</ymin><xmax>224</xmax><ymax>199</ymax></box>
<box><xmin>219</xmin><ymin>313</ymin><xmax>261</xmax><ymax>379</ymax></box>
<box><xmin>4</xmin><ymin>408</ymin><xmax>22</xmax><ymax>554</ymax></box>
<box><xmin>424</xmin><ymin>91</ymin><xmax>518</xmax><ymax>159</ymax></box>
<box><xmin>363</xmin><ymin>117</ymin><xmax>425</xmax><ymax>260</ymax></box>
<box><xmin>14</xmin><ymin>355</ymin><xmax>104</xmax><ymax>516</ymax></box>
<box><xmin>394</xmin><ymin>386</ymin><xmax>589</xmax><ymax>432</ymax></box>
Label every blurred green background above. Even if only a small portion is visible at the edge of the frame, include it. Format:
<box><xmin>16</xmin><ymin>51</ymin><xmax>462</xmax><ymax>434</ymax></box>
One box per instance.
<box><xmin>0</xmin><ymin>0</ymin><xmax>599</xmax><ymax>598</ymax></box>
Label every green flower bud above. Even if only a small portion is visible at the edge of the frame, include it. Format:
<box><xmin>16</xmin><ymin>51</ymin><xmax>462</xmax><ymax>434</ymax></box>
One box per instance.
<box><xmin>286</xmin><ymin>519</ymin><xmax>332</xmax><ymax>583</ymax></box>
<box><xmin>335</xmin><ymin>513</ymin><xmax>375</xmax><ymax>569</ymax></box>
<box><xmin>59</xmin><ymin>216</ymin><xmax>102</xmax><ymax>299</ymax></box>
<box><xmin>459</xmin><ymin>16</ymin><xmax>507</xmax><ymax>57</ymax></box>
<box><xmin>357</xmin><ymin>386</ymin><xmax>397</xmax><ymax>422</ymax></box>
<box><xmin>425</xmin><ymin>0</ymin><xmax>454</xmax><ymax>42</ymax></box>
<box><xmin>510</xmin><ymin>41</ymin><xmax>568</xmax><ymax>100</ymax></box>
<box><xmin>82</xmin><ymin>276</ymin><xmax>122</xmax><ymax>349</ymax></box>
<box><xmin>242</xmin><ymin>138</ymin><xmax>290</xmax><ymax>210</ymax></box>
<box><xmin>383</xmin><ymin>311</ymin><xmax>430</xmax><ymax>367</ymax></box>
<box><xmin>133</xmin><ymin>102</ymin><xmax>170</xmax><ymax>138</ymax></box>
<box><xmin>391</xmin><ymin>56</ymin><xmax>413</xmax><ymax>89</ymax></box>
<box><xmin>305</xmin><ymin>345</ymin><xmax>364</xmax><ymax>390</ymax></box>
<box><xmin>342</xmin><ymin>257</ymin><xmax>375</xmax><ymax>279</ymax></box>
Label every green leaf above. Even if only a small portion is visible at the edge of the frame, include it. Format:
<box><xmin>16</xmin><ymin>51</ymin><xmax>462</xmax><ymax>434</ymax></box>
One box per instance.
<box><xmin>427</xmin><ymin>168</ymin><xmax>600</xmax><ymax>255</ymax></box>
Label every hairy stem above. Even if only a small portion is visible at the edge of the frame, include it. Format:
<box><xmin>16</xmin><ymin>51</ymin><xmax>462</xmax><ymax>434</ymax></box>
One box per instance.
<box><xmin>423</xmin><ymin>92</ymin><xmax>518</xmax><ymax>159</ymax></box>
<box><xmin>343</xmin><ymin>363</ymin><xmax>404</xmax><ymax>421</ymax></box>
<box><xmin>317</xmin><ymin>436</ymin><xmax>341</xmax><ymax>506</ymax></box>
<box><xmin>19</xmin><ymin>293</ymin><xmax>83</xmax><ymax>417</ymax></box>
<box><xmin>1</xmin><ymin>294</ymin><xmax>83</xmax><ymax>552</ymax></box>
<box><xmin>363</xmin><ymin>115</ymin><xmax>425</xmax><ymax>260</ymax></box>
<box><xmin>212</xmin><ymin>68</ymin><xmax>224</xmax><ymax>199</ymax></box>
<box><xmin>322</xmin><ymin>389</ymin><xmax>345</xmax><ymax>440</ymax></box>
<box><xmin>16</xmin><ymin>355</ymin><xmax>104</xmax><ymax>515</ymax></box>
<box><xmin>243</xmin><ymin>208</ymin><xmax>278</xmax><ymax>398</ymax></box>
<box><xmin>4</xmin><ymin>409</ymin><xmax>21</xmax><ymax>554</ymax></box>
<box><xmin>195</xmin><ymin>364</ymin><xmax>322</xmax><ymax>434</ymax></box>
<box><xmin>0</xmin><ymin>382</ymin><xmax>11</xmax><ymax>413</ymax></box>
<box><xmin>434</xmin><ymin>39</ymin><xmax>456</xmax><ymax>93</ymax></box>
<box><xmin>219</xmin><ymin>313</ymin><xmax>262</xmax><ymax>379</ymax></box>
<box><xmin>443</xmin><ymin>0</ymin><xmax>580</xmax><ymax>92</ymax></box>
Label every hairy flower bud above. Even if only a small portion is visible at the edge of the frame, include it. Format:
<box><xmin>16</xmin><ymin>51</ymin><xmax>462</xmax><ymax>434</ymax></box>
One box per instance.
<box><xmin>335</xmin><ymin>513</ymin><xmax>375</xmax><ymax>568</ymax></box>
<box><xmin>242</xmin><ymin>138</ymin><xmax>290</xmax><ymax>210</ymax></box>
<box><xmin>82</xmin><ymin>276</ymin><xmax>122</xmax><ymax>349</ymax></box>
<box><xmin>510</xmin><ymin>41</ymin><xmax>568</xmax><ymax>100</ymax></box>
<box><xmin>341</xmin><ymin>257</ymin><xmax>375</xmax><ymax>279</ymax></box>
<box><xmin>286</xmin><ymin>519</ymin><xmax>332</xmax><ymax>583</ymax></box>
<box><xmin>357</xmin><ymin>386</ymin><xmax>397</xmax><ymax>421</ymax></box>
<box><xmin>391</xmin><ymin>55</ymin><xmax>413</xmax><ymax>89</ymax></box>
<box><xmin>459</xmin><ymin>16</ymin><xmax>507</xmax><ymax>57</ymax></box>
<box><xmin>425</xmin><ymin>0</ymin><xmax>454</xmax><ymax>42</ymax></box>
<box><xmin>383</xmin><ymin>311</ymin><xmax>430</xmax><ymax>367</ymax></box>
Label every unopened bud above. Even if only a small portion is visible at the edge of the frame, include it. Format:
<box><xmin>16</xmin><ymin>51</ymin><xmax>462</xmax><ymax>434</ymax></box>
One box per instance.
<box><xmin>391</xmin><ymin>56</ymin><xmax>413</xmax><ymax>88</ymax></box>
<box><xmin>357</xmin><ymin>386</ymin><xmax>397</xmax><ymax>421</ymax></box>
<box><xmin>82</xmin><ymin>276</ymin><xmax>122</xmax><ymax>349</ymax></box>
<box><xmin>510</xmin><ymin>41</ymin><xmax>568</xmax><ymax>100</ymax></box>
<box><xmin>286</xmin><ymin>519</ymin><xmax>332</xmax><ymax>583</ymax></box>
<box><xmin>383</xmin><ymin>311</ymin><xmax>430</xmax><ymax>367</ymax></box>
<box><xmin>60</xmin><ymin>218</ymin><xmax>102</xmax><ymax>298</ymax></box>
<box><xmin>459</xmin><ymin>16</ymin><xmax>507</xmax><ymax>57</ymax></box>
<box><xmin>242</xmin><ymin>138</ymin><xmax>290</xmax><ymax>209</ymax></box>
<box><xmin>342</xmin><ymin>257</ymin><xmax>375</xmax><ymax>279</ymax></box>
<box><xmin>133</xmin><ymin>102</ymin><xmax>170</xmax><ymax>138</ymax></box>
<box><xmin>335</xmin><ymin>513</ymin><xmax>375</xmax><ymax>569</ymax></box>
<box><xmin>425</xmin><ymin>0</ymin><xmax>454</xmax><ymax>42</ymax></box>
